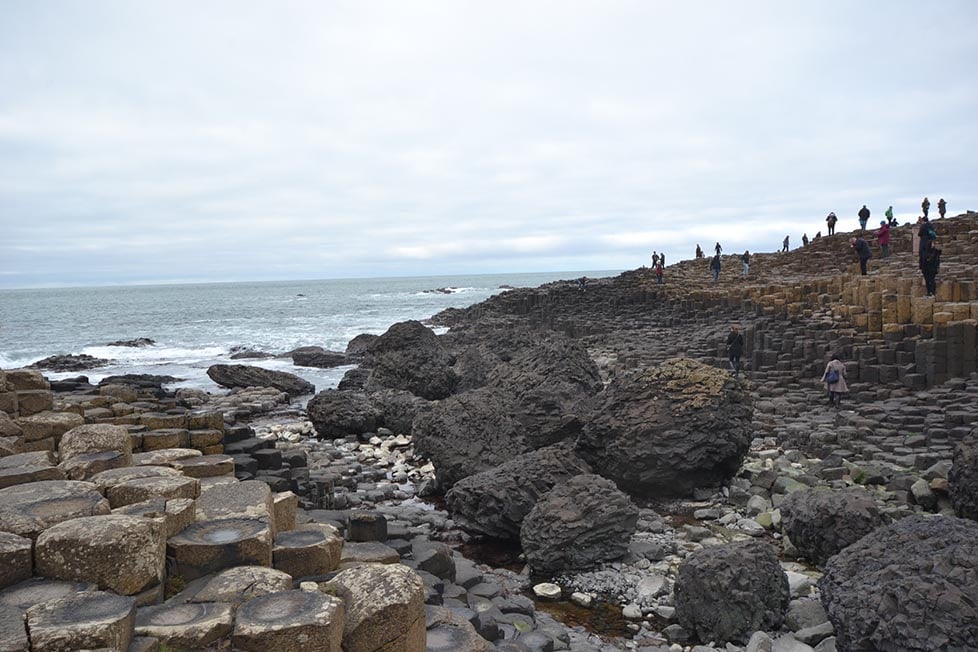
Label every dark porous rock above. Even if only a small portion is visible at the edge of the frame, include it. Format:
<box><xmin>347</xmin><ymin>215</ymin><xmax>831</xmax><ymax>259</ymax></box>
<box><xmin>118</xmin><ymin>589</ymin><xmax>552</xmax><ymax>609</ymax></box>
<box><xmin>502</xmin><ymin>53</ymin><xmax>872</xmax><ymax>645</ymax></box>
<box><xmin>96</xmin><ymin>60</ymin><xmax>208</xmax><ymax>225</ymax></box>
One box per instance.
<box><xmin>337</xmin><ymin>367</ymin><xmax>370</xmax><ymax>391</ymax></box>
<box><xmin>779</xmin><ymin>487</ymin><xmax>886</xmax><ymax>566</ymax></box>
<box><xmin>106</xmin><ymin>338</ymin><xmax>155</xmax><ymax>347</ymax></box>
<box><xmin>307</xmin><ymin>390</ymin><xmax>380</xmax><ymax>438</ymax></box>
<box><xmin>675</xmin><ymin>540</ymin><xmax>789</xmax><ymax>644</ymax></box>
<box><xmin>98</xmin><ymin>374</ymin><xmax>183</xmax><ymax>390</ymax></box>
<box><xmin>361</xmin><ymin>320</ymin><xmax>457</xmax><ymax>400</ymax></box>
<box><xmin>290</xmin><ymin>346</ymin><xmax>351</xmax><ymax>369</ymax></box>
<box><xmin>345</xmin><ymin>333</ymin><xmax>379</xmax><ymax>356</ymax></box>
<box><xmin>207</xmin><ymin>364</ymin><xmax>314</xmax><ymax>398</ymax></box>
<box><xmin>520</xmin><ymin>474</ymin><xmax>639</xmax><ymax>573</ymax></box>
<box><xmin>446</xmin><ymin>442</ymin><xmax>593</xmax><ymax>540</ymax></box>
<box><xmin>820</xmin><ymin>515</ymin><xmax>978</xmax><ymax>651</ymax></box>
<box><xmin>949</xmin><ymin>427</ymin><xmax>978</xmax><ymax>520</ymax></box>
<box><xmin>229</xmin><ymin>347</ymin><xmax>274</xmax><ymax>360</ymax></box>
<box><xmin>28</xmin><ymin>354</ymin><xmax>110</xmax><ymax>372</ymax></box>
<box><xmin>575</xmin><ymin>357</ymin><xmax>753</xmax><ymax>496</ymax></box>
<box><xmin>368</xmin><ymin>389</ymin><xmax>429</xmax><ymax>435</ymax></box>
<box><xmin>412</xmin><ymin>386</ymin><xmax>528</xmax><ymax>488</ymax></box>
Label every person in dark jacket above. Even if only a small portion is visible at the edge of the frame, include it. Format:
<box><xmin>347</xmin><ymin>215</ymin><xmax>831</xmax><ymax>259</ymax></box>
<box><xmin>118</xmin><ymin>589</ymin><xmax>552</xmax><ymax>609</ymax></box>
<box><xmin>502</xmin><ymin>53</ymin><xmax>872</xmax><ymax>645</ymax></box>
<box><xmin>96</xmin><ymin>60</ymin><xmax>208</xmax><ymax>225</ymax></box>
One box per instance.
<box><xmin>695</xmin><ymin>244</ymin><xmax>704</xmax><ymax>259</ymax></box>
<box><xmin>922</xmin><ymin>247</ymin><xmax>941</xmax><ymax>296</ymax></box>
<box><xmin>851</xmin><ymin>237</ymin><xmax>871</xmax><ymax>275</ymax></box>
<box><xmin>826</xmin><ymin>212</ymin><xmax>838</xmax><ymax>235</ymax></box>
<box><xmin>938</xmin><ymin>198</ymin><xmax>946</xmax><ymax>219</ymax></box>
<box><xmin>726</xmin><ymin>325</ymin><xmax>745</xmax><ymax>376</ymax></box>
<box><xmin>922</xmin><ymin>197</ymin><xmax>930</xmax><ymax>218</ymax></box>
<box><xmin>858</xmin><ymin>205</ymin><xmax>871</xmax><ymax>230</ymax></box>
<box><xmin>714</xmin><ymin>242</ymin><xmax>722</xmax><ymax>256</ymax></box>
<box><xmin>918</xmin><ymin>216</ymin><xmax>937</xmax><ymax>269</ymax></box>
<box><xmin>741</xmin><ymin>250</ymin><xmax>750</xmax><ymax>277</ymax></box>
<box><xmin>710</xmin><ymin>254</ymin><xmax>721</xmax><ymax>284</ymax></box>
<box><xmin>655</xmin><ymin>262</ymin><xmax>664</xmax><ymax>285</ymax></box>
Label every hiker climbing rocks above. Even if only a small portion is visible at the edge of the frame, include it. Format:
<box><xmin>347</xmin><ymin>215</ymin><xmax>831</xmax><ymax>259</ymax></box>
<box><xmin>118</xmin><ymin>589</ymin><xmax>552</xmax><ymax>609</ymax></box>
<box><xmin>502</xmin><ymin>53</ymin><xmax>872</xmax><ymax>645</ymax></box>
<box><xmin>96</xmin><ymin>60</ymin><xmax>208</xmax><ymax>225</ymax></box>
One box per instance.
<box><xmin>922</xmin><ymin>245</ymin><xmax>941</xmax><ymax>297</ymax></box>
<box><xmin>741</xmin><ymin>250</ymin><xmax>750</xmax><ymax>277</ymax></box>
<box><xmin>875</xmin><ymin>220</ymin><xmax>891</xmax><ymax>258</ymax></box>
<box><xmin>851</xmin><ymin>236</ymin><xmax>871</xmax><ymax>276</ymax></box>
<box><xmin>858</xmin><ymin>205</ymin><xmax>871</xmax><ymax>230</ymax></box>
<box><xmin>710</xmin><ymin>254</ymin><xmax>721</xmax><ymax>284</ymax></box>
<box><xmin>726</xmin><ymin>325</ymin><xmax>745</xmax><ymax>377</ymax></box>
<box><xmin>782</xmin><ymin>235</ymin><xmax>790</xmax><ymax>252</ymax></box>
<box><xmin>826</xmin><ymin>212</ymin><xmax>838</xmax><ymax>235</ymax></box>
<box><xmin>655</xmin><ymin>262</ymin><xmax>664</xmax><ymax>285</ymax></box>
<box><xmin>922</xmin><ymin>197</ymin><xmax>930</xmax><ymax>218</ymax></box>
<box><xmin>938</xmin><ymin>198</ymin><xmax>946</xmax><ymax>219</ymax></box>
<box><xmin>918</xmin><ymin>216</ymin><xmax>938</xmax><ymax>274</ymax></box>
<box><xmin>820</xmin><ymin>354</ymin><xmax>849</xmax><ymax>407</ymax></box>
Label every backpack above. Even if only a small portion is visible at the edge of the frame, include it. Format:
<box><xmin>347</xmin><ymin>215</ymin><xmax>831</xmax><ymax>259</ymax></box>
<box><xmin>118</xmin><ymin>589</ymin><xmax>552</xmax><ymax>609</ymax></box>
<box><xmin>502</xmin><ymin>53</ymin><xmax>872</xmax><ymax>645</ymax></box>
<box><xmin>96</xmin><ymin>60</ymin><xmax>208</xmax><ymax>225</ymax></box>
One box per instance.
<box><xmin>826</xmin><ymin>369</ymin><xmax>840</xmax><ymax>384</ymax></box>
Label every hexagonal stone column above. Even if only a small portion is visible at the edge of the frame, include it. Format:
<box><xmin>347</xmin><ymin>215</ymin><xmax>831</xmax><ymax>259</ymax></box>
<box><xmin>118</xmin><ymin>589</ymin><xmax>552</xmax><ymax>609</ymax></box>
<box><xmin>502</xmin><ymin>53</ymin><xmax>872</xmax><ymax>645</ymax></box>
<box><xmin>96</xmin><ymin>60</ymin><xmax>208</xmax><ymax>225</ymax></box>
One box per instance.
<box><xmin>35</xmin><ymin>514</ymin><xmax>165</xmax><ymax>596</ymax></box>
<box><xmin>195</xmin><ymin>479</ymin><xmax>273</xmax><ymax>523</ymax></box>
<box><xmin>135</xmin><ymin>601</ymin><xmax>234</xmax><ymax>648</ymax></box>
<box><xmin>26</xmin><ymin>590</ymin><xmax>136</xmax><ymax>651</ymax></box>
<box><xmin>0</xmin><ymin>480</ymin><xmax>110</xmax><ymax>539</ymax></box>
<box><xmin>273</xmin><ymin>527</ymin><xmax>343</xmax><ymax>579</ymax></box>
<box><xmin>59</xmin><ymin>424</ymin><xmax>132</xmax><ymax>464</ymax></box>
<box><xmin>107</xmin><ymin>474</ymin><xmax>200</xmax><ymax>509</ymax></box>
<box><xmin>167</xmin><ymin>517</ymin><xmax>272</xmax><ymax>580</ymax></box>
<box><xmin>183</xmin><ymin>566</ymin><xmax>293</xmax><ymax>604</ymax></box>
<box><xmin>171</xmin><ymin>454</ymin><xmax>234</xmax><ymax>478</ymax></box>
<box><xmin>0</xmin><ymin>451</ymin><xmax>64</xmax><ymax>490</ymax></box>
<box><xmin>324</xmin><ymin>564</ymin><xmax>426</xmax><ymax>652</ymax></box>
<box><xmin>0</xmin><ymin>532</ymin><xmax>32</xmax><ymax>590</ymax></box>
<box><xmin>232</xmin><ymin>590</ymin><xmax>344</xmax><ymax>652</ymax></box>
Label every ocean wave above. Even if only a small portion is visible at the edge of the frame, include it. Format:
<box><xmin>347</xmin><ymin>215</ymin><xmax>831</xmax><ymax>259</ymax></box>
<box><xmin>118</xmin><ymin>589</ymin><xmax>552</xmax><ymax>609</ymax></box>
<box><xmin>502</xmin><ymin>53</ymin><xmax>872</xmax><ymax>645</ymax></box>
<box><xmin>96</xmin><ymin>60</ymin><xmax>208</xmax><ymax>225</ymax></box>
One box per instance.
<box><xmin>0</xmin><ymin>353</ymin><xmax>38</xmax><ymax>369</ymax></box>
<box><xmin>80</xmin><ymin>344</ymin><xmax>227</xmax><ymax>364</ymax></box>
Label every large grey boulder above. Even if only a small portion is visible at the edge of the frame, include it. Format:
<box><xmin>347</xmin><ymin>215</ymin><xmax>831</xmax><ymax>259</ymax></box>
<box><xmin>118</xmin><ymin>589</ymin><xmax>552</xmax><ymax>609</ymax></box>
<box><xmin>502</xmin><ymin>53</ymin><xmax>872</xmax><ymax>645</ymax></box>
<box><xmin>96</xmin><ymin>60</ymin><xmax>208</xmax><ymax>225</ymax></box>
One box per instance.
<box><xmin>675</xmin><ymin>541</ymin><xmax>789</xmax><ymax>644</ymax></box>
<box><xmin>779</xmin><ymin>487</ymin><xmax>886</xmax><ymax>566</ymax></box>
<box><xmin>949</xmin><ymin>427</ymin><xmax>978</xmax><ymax>520</ymax></box>
<box><xmin>307</xmin><ymin>390</ymin><xmax>380</xmax><ymax>438</ymax></box>
<box><xmin>446</xmin><ymin>442</ymin><xmax>593</xmax><ymax>540</ymax></box>
<box><xmin>368</xmin><ymin>389</ymin><xmax>429</xmax><ymax>435</ymax></box>
<box><xmin>412</xmin><ymin>386</ymin><xmax>528</xmax><ymax>488</ymax></box>
<box><xmin>576</xmin><ymin>358</ymin><xmax>753</xmax><ymax>496</ymax></box>
<box><xmin>207</xmin><ymin>364</ymin><xmax>314</xmax><ymax>397</ymax></box>
<box><xmin>361</xmin><ymin>321</ymin><xmax>457</xmax><ymax>400</ymax></box>
<box><xmin>520</xmin><ymin>474</ymin><xmax>639</xmax><ymax>573</ymax></box>
<box><xmin>819</xmin><ymin>515</ymin><xmax>978</xmax><ymax>651</ymax></box>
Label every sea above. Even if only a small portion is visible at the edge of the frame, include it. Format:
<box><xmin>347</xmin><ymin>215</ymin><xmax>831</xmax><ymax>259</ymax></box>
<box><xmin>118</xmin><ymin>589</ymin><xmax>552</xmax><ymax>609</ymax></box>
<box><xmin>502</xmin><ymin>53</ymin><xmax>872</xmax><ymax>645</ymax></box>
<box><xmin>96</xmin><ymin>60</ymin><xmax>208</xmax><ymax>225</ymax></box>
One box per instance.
<box><xmin>0</xmin><ymin>272</ymin><xmax>616</xmax><ymax>393</ymax></box>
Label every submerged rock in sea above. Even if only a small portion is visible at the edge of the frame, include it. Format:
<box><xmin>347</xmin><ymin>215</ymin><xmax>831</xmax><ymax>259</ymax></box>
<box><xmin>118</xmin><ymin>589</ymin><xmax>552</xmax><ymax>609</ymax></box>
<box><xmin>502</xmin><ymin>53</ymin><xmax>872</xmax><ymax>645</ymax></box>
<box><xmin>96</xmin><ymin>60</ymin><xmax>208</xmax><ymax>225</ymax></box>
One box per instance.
<box><xmin>575</xmin><ymin>357</ymin><xmax>753</xmax><ymax>497</ymax></box>
<box><xmin>290</xmin><ymin>346</ymin><xmax>350</xmax><ymax>369</ymax></box>
<box><xmin>28</xmin><ymin>354</ymin><xmax>110</xmax><ymax>372</ymax></box>
<box><xmin>105</xmin><ymin>338</ymin><xmax>155</xmax><ymax>347</ymax></box>
<box><xmin>206</xmin><ymin>364</ymin><xmax>314</xmax><ymax>398</ymax></box>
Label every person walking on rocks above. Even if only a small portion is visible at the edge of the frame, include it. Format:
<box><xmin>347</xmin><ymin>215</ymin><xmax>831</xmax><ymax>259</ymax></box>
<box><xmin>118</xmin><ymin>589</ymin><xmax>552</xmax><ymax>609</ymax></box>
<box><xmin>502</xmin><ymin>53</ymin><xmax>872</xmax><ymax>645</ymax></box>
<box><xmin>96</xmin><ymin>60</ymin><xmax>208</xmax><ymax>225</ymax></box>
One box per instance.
<box><xmin>921</xmin><ymin>245</ymin><xmax>941</xmax><ymax>296</ymax></box>
<box><xmin>726</xmin><ymin>325</ymin><xmax>745</xmax><ymax>377</ymax></box>
<box><xmin>655</xmin><ymin>262</ymin><xmax>664</xmax><ymax>285</ymax></box>
<box><xmin>715</xmin><ymin>242</ymin><xmax>722</xmax><ymax>256</ymax></box>
<box><xmin>858</xmin><ymin>205</ymin><xmax>871</xmax><ymax>230</ymax></box>
<box><xmin>820</xmin><ymin>354</ymin><xmax>849</xmax><ymax>407</ymax></box>
<box><xmin>938</xmin><ymin>198</ymin><xmax>947</xmax><ymax>218</ymax></box>
<box><xmin>710</xmin><ymin>254</ymin><xmax>721</xmax><ymax>284</ymax></box>
<box><xmin>782</xmin><ymin>235</ymin><xmax>790</xmax><ymax>252</ymax></box>
<box><xmin>802</xmin><ymin>233</ymin><xmax>809</xmax><ymax>246</ymax></box>
<box><xmin>875</xmin><ymin>220</ymin><xmax>891</xmax><ymax>258</ymax></box>
<box><xmin>851</xmin><ymin>236</ymin><xmax>871</xmax><ymax>275</ymax></box>
<box><xmin>826</xmin><ymin>212</ymin><xmax>838</xmax><ymax>235</ymax></box>
<box><xmin>696</xmin><ymin>244</ymin><xmax>704</xmax><ymax>259</ymax></box>
<box><xmin>660</xmin><ymin>253</ymin><xmax>665</xmax><ymax>266</ymax></box>
<box><xmin>885</xmin><ymin>205</ymin><xmax>895</xmax><ymax>226</ymax></box>
<box><xmin>652</xmin><ymin>251</ymin><xmax>659</xmax><ymax>267</ymax></box>
<box><xmin>741</xmin><ymin>250</ymin><xmax>750</xmax><ymax>277</ymax></box>
<box><xmin>922</xmin><ymin>196</ymin><xmax>930</xmax><ymax>218</ymax></box>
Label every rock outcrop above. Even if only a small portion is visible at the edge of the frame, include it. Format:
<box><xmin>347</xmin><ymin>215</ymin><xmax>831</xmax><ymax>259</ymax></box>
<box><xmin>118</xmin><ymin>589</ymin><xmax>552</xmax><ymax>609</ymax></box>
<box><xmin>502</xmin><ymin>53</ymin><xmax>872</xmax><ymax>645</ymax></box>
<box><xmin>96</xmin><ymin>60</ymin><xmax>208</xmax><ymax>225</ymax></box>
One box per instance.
<box><xmin>779</xmin><ymin>487</ymin><xmax>886</xmax><ymax>565</ymax></box>
<box><xmin>360</xmin><ymin>321</ymin><xmax>457</xmax><ymax>400</ymax></box>
<box><xmin>674</xmin><ymin>541</ymin><xmax>789</xmax><ymax>644</ymax></box>
<box><xmin>307</xmin><ymin>390</ymin><xmax>379</xmax><ymax>438</ymax></box>
<box><xmin>949</xmin><ymin>427</ymin><xmax>978</xmax><ymax>520</ymax></box>
<box><xmin>520</xmin><ymin>474</ymin><xmax>639</xmax><ymax>573</ymax></box>
<box><xmin>576</xmin><ymin>357</ymin><xmax>753</xmax><ymax>496</ymax></box>
<box><xmin>207</xmin><ymin>364</ymin><xmax>314</xmax><ymax>397</ymax></box>
<box><xmin>28</xmin><ymin>354</ymin><xmax>110</xmax><ymax>372</ymax></box>
<box><xmin>820</xmin><ymin>515</ymin><xmax>978</xmax><ymax>651</ymax></box>
<box><xmin>291</xmin><ymin>346</ymin><xmax>351</xmax><ymax>369</ymax></box>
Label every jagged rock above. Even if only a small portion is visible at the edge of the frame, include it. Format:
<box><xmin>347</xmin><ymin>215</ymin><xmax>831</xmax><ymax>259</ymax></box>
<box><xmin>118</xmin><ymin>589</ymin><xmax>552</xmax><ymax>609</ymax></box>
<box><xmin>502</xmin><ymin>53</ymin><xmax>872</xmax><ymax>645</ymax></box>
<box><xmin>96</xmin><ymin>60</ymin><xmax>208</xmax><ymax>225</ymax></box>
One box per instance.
<box><xmin>949</xmin><ymin>427</ymin><xmax>978</xmax><ymax>520</ymax></box>
<box><xmin>58</xmin><ymin>424</ymin><xmax>132</xmax><ymax>464</ymax></box>
<box><xmin>425</xmin><ymin>606</ymin><xmax>493</xmax><ymax>652</ymax></box>
<box><xmin>106</xmin><ymin>338</ymin><xmax>156</xmax><ymax>347</ymax></box>
<box><xmin>230</xmin><ymin>347</ymin><xmax>275</xmax><ymax>360</ymax></box>
<box><xmin>819</xmin><ymin>515</ymin><xmax>978</xmax><ymax>651</ymax></box>
<box><xmin>576</xmin><ymin>358</ymin><xmax>753</xmax><ymax>496</ymax></box>
<box><xmin>26</xmin><ymin>590</ymin><xmax>136</xmax><ymax>651</ymax></box>
<box><xmin>0</xmin><ymin>411</ymin><xmax>22</xmax><ymax>439</ymax></box>
<box><xmin>0</xmin><ymin>532</ymin><xmax>32</xmax><ymax>591</ymax></box>
<box><xmin>27</xmin><ymin>354</ymin><xmax>110</xmax><ymax>372</ymax></box>
<box><xmin>232</xmin><ymin>590</ymin><xmax>345</xmax><ymax>651</ymax></box>
<box><xmin>135</xmin><ymin>602</ymin><xmax>234</xmax><ymax>649</ymax></box>
<box><xmin>446</xmin><ymin>442</ymin><xmax>593</xmax><ymax>540</ymax></box>
<box><xmin>520</xmin><ymin>474</ymin><xmax>639</xmax><ymax>573</ymax></box>
<box><xmin>206</xmin><ymin>364</ymin><xmax>314</xmax><ymax>397</ymax></box>
<box><xmin>368</xmin><ymin>389</ymin><xmax>429</xmax><ymax>435</ymax></box>
<box><xmin>0</xmin><ymin>480</ymin><xmax>110</xmax><ymax>539</ymax></box>
<box><xmin>323</xmin><ymin>564</ymin><xmax>426</xmax><ymax>652</ymax></box>
<box><xmin>412</xmin><ymin>386</ymin><xmax>528</xmax><ymax>488</ymax></box>
<box><xmin>307</xmin><ymin>390</ymin><xmax>380</xmax><ymax>438</ymax></box>
<box><xmin>337</xmin><ymin>366</ymin><xmax>370</xmax><ymax>390</ymax></box>
<box><xmin>675</xmin><ymin>540</ymin><xmax>790</xmax><ymax>644</ymax></box>
<box><xmin>345</xmin><ymin>333</ymin><xmax>379</xmax><ymax>356</ymax></box>
<box><xmin>35</xmin><ymin>514</ymin><xmax>165</xmax><ymax>595</ymax></box>
<box><xmin>291</xmin><ymin>346</ymin><xmax>351</xmax><ymax>368</ymax></box>
<box><xmin>361</xmin><ymin>320</ymin><xmax>457</xmax><ymax>400</ymax></box>
<box><xmin>167</xmin><ymin>517</ymin><xmax>272</xmax><ymax>580</ymax></box>
<box><xmin>779</xmin><ymin>487</ymin><xmax>887</xmax><ymax>566</ymax></box>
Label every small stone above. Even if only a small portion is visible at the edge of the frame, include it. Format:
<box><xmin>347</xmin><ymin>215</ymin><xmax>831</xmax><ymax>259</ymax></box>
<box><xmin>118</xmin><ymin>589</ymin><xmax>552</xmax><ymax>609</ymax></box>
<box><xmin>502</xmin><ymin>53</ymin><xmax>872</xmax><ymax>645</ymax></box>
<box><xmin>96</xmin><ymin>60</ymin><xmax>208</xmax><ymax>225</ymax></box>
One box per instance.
<box><xmin>570</xmin><ymin>592</ymin><xmax>592</xmax><ymax>608</ymax></box>
<box><xmin>532</xmin><ymin>583</ymin><xmax>561</xmax><ymax>600</ymax></box>
<box><xmin>622</xmin><ymin>603</ymin><xmax>642</xmax><ymax>619</ymax></box>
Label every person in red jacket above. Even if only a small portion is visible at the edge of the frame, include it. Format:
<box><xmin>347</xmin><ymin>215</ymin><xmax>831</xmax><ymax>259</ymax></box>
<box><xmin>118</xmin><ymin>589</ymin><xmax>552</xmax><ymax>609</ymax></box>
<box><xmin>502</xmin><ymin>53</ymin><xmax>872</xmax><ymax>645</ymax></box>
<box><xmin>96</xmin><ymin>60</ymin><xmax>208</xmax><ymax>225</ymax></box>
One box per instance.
<box><xmin>875</xmin><ymin>221</ymin><xmax>891</xmax><ymax>258</ymax></box>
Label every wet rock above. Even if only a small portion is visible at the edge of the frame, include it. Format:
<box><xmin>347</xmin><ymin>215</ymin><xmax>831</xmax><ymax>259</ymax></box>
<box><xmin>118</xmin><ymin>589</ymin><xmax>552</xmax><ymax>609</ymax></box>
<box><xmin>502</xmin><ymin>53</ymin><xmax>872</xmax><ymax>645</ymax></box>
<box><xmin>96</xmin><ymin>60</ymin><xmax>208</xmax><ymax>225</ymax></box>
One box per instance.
<box><xmin>307</xmin><ymin>390</ymin><xmax>379</xmax><ymax>438</ymax></box>
<box><xmin>779</xmin><ymin>488</ymin><xmax>886</xmax><ymax>566</ymax></box>
<box><xmin>675</xmin><ymin>540</ymin><xmax>790</xmax><ymax>644</ymax></box>
<box><xmin>292</xmin><ymin>346</ymin><xmax>351</xmax><ymax>369</ymax></box>
<box><xmin>576</xmin><ymin>358</ymin><xmax>753</xmax><ymax>496</ymax></box>
<box><xmin>819</xmin><ymin>514</ymin><xmax>978</xmax><ymax>651</ymax></box>
<box><xmin>412</xmin><ymin>386</ymin><xmax>528</xmax><ymax>487</ymax></box>
<box><xmin>949</xmin><ymin>427</ymin><xmax>978</xmax><ymax>520</ymax></box>
<box><xmin>0</xmin><ymin>480</ymin><xmax>111</xmax><ymax>539</ymax></box>
<box><xmin>135</xmin><ymin>602</ymin><xmax>233</xmax><ymax>649</ymax></box>
<box><xmin>26</xmin><ymin>590</ymin><xmax>135</xmax><ymax>651</ymax></box>
<box><xmin>28</xmin><ymin>354</ymin><xmax>110</xmax><ymax>372</ymax></box>
<box><xmin>361</xmin><ymin>320</ymin><xmax>458</xmax><ymax>400</ymax></box>
<box><xmin>520</xmin><ymin>474</ymin><xmax>639</xmax><ymax>573</ymax></box>
<box><xmin>207</xmin><ymin>364</ymin><xmax>315</xmax><ymax>398</ymax></box>
<box><xmin>232</xmin><ymin>590</ymin><xmax>345</xmax><ymax>651</ymax></box>
<box><xmin>446</xmin><ymin>442</ymin><xmax>593</xmax><ymax>540</ymax></box>
<box><xmin>324</xmin><ymin>563</ymin><xmax>426</xmax><ymax>652</ymax></box>
<box><xmin>106</xmin><ymin>338</ymin><xmax>156</xmax><ymax>347</ymax></box>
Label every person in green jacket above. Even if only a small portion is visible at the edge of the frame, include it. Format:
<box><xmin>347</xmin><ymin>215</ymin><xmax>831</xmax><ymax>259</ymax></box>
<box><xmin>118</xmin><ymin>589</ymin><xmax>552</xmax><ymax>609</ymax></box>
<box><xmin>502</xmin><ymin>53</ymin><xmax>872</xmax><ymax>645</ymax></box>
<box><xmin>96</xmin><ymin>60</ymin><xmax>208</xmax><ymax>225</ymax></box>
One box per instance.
<box><xmin>885</xmin><ymin>206</ymin><xmax>895</xmax><ymax>226</ymax></box>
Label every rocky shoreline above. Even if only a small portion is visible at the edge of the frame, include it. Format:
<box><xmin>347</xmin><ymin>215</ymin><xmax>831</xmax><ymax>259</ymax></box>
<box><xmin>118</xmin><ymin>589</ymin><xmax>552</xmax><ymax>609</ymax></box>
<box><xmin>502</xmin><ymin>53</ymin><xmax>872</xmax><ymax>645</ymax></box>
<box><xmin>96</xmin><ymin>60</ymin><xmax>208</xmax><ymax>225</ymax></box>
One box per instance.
<box><xmin>1</xmin><ymin>212</ymin><xmax>977</xmax><ymax>651</ymax></box>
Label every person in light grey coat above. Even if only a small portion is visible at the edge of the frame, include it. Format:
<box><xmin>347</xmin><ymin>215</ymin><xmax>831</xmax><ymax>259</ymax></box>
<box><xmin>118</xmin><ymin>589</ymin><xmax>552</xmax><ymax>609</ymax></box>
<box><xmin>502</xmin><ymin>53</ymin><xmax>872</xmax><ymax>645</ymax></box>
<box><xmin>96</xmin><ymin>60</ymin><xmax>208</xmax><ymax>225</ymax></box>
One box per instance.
<box><xmin>820</xmin><ymin>355</ymin><xmax>849</xmax><ymax>406</ymax></box>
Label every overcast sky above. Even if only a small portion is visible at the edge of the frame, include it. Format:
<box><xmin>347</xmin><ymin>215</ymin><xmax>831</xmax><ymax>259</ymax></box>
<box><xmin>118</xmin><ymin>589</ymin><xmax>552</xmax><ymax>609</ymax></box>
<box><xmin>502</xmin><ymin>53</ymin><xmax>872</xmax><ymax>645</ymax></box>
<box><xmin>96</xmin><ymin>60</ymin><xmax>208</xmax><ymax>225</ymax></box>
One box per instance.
<box><xmin>1</xmin><ymin>1</ymin><xmax>976</xmax><ymax>288</ymax></box>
